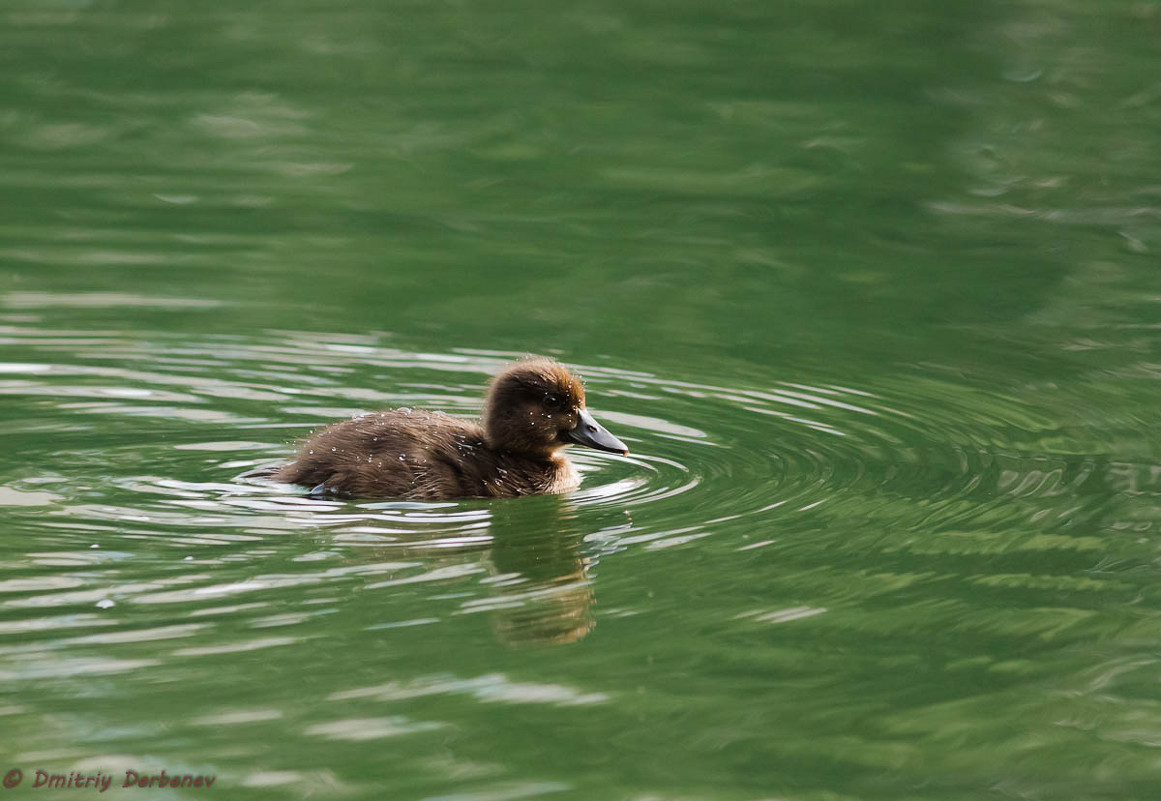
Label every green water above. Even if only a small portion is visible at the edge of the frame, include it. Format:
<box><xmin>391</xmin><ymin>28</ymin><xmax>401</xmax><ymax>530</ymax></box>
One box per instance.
<box><xmin>2</xmin><ymin>1</ymin><xmax>1161</xmax><ymax>799</ymax></box>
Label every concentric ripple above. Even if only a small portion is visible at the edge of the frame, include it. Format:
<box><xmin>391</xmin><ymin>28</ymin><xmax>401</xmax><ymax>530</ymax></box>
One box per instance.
<box><xmin>2</xmin><ymin>322</ymin><xmax>1112</xmax><ymax>587</ymax></box>
<box><xmin>0</xmin><ymin>311</ymin><xmax>1137</xmax><ymax>695</ymax></box>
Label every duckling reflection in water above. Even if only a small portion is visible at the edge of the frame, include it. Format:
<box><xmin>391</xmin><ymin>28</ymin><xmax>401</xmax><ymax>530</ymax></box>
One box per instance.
<box><xmin>487</xmin><ymin>497</ymin><xmax>600</xmax><ymax>647</ymax></box>
<box><xmin>333</xmin><ymin>497</ymin><xmax>602</xmax><ymax>646</ymax></box>
<box><xmin>271</xmin><ymin>358</ymin><xmax>629</xmax><ymax>500</ymax></box>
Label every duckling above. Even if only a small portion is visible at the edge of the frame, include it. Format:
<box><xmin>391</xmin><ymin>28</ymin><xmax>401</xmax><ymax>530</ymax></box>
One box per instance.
<box><xmin>270</xmin><ymin>357</ymin><xmax>628</xmax><ymax>500</ymax></box>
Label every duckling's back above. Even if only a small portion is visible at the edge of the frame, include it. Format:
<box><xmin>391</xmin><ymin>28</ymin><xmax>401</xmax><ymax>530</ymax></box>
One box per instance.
<box><xmin>273</xmin><ymin>409</ymin><xmax>493</xmax><ymax>499</ymax></box>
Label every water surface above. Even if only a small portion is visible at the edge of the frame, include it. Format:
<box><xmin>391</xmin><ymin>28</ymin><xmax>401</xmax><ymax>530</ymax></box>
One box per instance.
<box><xmin>2</xmin><ymin>1</ymin><xmax>1161</xmax><ymax>799</ymax></box>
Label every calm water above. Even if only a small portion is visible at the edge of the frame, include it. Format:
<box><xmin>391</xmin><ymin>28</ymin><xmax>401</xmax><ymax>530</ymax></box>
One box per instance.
<box><xmin>2</xmin><ymin>1</ymin><xmax>1161</xmax><ymax>799</ymax></box>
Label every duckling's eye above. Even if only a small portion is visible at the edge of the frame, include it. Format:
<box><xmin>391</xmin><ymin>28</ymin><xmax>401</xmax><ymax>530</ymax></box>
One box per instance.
<box><xmin>545</xmin><ymin>393</ymin><xmax>561</xmax><ymax>408</ymax></box>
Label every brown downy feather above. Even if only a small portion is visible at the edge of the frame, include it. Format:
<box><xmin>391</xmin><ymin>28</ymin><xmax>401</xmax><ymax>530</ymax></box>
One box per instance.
<box><xmin>270</xmin><ymin>357</ymin><xmax>624</xmax><ymax>500</ymax></box>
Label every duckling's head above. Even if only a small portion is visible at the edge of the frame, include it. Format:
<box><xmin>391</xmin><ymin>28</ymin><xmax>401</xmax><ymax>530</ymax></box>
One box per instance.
<box><xmin>484</xmin><ymin>358</ymin><xmax>629</xmax><ymax>457</ymax></box>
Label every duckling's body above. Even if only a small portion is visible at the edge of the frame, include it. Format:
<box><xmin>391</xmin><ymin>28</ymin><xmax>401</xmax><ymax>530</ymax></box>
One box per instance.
<box><xmin>272</xmin><ymin>408</ymin><xmax>579</xmax><ymax>499</ymax></box>
<box><xmin>270</xmin><ymin>358</ymin><xmax>627</xmax><ymax>500</ymax></box>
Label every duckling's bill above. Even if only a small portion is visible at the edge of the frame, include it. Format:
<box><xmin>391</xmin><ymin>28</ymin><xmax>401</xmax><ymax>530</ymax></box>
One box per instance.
<box><xmin>562</xmin><ymin>409</ymin><xmax>630</xmax><ymax>455</ymax></box>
